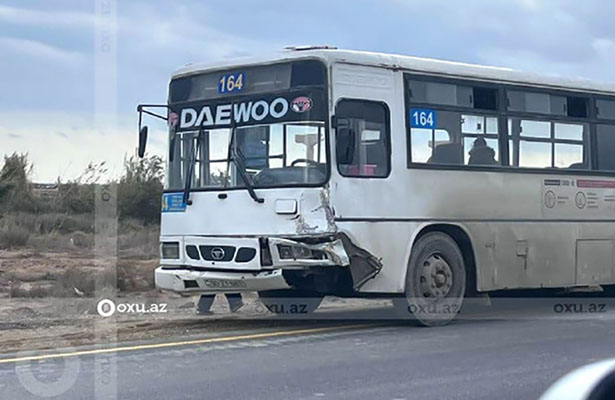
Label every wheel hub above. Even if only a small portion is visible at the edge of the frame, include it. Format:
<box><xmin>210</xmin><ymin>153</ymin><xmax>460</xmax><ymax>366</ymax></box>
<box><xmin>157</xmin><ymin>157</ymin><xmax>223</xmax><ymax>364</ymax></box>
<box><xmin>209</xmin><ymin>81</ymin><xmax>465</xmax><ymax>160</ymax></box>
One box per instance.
<box><xmin>420</xmin><ymin>254</ymin><xmax>453</xmax><ymax>299</ymax></box>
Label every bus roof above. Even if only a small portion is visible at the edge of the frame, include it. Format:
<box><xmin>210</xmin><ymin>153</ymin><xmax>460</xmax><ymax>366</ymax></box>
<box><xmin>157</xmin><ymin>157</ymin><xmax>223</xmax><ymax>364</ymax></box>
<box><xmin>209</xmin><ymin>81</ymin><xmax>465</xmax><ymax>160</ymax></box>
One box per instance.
<box><xmin>172</xmin><ymin>47</ymin><xmax>615</xmax><ymax>95</ymax></box>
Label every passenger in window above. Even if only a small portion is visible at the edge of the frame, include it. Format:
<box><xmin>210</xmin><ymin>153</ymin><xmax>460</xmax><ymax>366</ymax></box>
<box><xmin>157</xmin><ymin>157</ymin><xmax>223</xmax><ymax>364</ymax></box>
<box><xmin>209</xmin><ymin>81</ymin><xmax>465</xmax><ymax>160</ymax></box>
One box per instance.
<box><xmin>468</xmin><ymin>137</ymin><xmax>497</xmax><ymax>166</ymax></box>
<box><xmin>428</xmin><ymin>143</ymin><xmax>464</xmax><ymax>164</ymax></box>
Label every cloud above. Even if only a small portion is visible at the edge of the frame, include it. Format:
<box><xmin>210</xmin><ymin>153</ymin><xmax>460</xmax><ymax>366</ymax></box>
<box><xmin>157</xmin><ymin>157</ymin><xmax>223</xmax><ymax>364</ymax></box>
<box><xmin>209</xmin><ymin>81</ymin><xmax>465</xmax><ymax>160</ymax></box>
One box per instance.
<box><xmin>0</xmin><ymin>4</ymin><xmax>95</xmax><ymax>28</ymax></box>
<box><xmin>0</xmin><ymin>111</ymin><xmax>166</xmax><ymax>182</ymax></box>
<box><xmin>593</xmin><ymin>38</ymin><xmax>615</xmax><ymax>62</ymax></box>
<box><xmin>2</xmin><ymin>0</ymin><xmax>615</xmax><ymax>183</ymax></box>
<box><xmin>0</xmin><ymin>36</ymin><xmax>85</xmax><ymax>66</ymax></box>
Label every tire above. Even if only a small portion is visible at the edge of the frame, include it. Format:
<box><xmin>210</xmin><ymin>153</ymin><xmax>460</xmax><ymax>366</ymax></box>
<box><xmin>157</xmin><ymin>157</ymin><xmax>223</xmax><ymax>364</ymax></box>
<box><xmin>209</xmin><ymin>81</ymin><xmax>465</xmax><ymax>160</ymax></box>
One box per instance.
<box><xmin>257</xmin><ymin>290</ymin><xmax>323</xmax><ymax>315</ymax></box>
<box><xmin>394</xmin><ymin>232</ymin><xmax>466</xmax><ymax>326</ymax></box>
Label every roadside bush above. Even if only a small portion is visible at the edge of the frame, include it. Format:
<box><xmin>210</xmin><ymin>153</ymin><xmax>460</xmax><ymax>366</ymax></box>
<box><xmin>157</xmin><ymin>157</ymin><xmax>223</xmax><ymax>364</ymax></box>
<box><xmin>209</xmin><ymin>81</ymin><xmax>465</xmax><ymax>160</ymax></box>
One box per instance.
<box><xmin>0</xmin><ymin>153</ymin><xmax>36</xmax><ymax>213</ymax></box>
<box><xmin>0</xmin><ymin>226</ymin><xmax>30</xmax><ymax>248</ymax></box>
<box><xmin>118</xmin><ymin>155</ymin><xmax>163</xmax><ymax>224</ymax></box>
<box><xmin>0</xmin><ymin>213</ymin><xmax>31</xmax><ymax>248</ymax></box>
<box><xmin>55</xmin><ymin>162</ymin><xmax>107</xmax><ymax>214</ymax></box>
<box><xmin>56</xmin><ymin>182</ymin><xmax>95</xmax><ymax>214</ymax></box>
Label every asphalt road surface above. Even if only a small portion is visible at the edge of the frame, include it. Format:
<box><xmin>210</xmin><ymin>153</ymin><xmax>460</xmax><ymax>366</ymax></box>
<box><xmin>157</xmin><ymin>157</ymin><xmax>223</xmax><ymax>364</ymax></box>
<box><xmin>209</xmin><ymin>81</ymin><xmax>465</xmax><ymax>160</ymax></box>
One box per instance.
<box><xmin>2</xmin><ymin>303</ymin><xmax>615</xmax><ymax>400</ymax></box>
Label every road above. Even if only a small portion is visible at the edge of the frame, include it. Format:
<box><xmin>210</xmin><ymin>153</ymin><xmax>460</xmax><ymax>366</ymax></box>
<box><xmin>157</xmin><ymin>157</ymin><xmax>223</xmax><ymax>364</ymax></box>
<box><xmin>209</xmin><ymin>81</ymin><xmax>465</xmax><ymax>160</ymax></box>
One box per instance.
<box><xmin>1</xmin><ymin>302</ymin><xmax>615</xmax><ymax>400</ymax></box>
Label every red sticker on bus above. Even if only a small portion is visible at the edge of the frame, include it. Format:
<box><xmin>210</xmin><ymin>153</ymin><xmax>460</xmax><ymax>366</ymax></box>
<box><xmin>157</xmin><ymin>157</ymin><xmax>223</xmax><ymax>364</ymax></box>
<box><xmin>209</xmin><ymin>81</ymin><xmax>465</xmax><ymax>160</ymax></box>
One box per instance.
<box><xmin>291</xmin><ymin>96</ymin><xmax>313</xmax><ymax>113</ymax></box>
<box><xmin>577</xmin><ymin>179</ymin><xmax>615</xmax><ymax>189</ymax></box>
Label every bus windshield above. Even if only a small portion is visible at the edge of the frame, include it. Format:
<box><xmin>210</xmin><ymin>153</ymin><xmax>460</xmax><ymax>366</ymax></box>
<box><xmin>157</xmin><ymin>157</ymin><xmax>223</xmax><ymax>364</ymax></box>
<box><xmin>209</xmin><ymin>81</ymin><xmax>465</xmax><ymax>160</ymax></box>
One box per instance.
<box><xmin>166</xmin><ymin>120</ymin><xmax>327</xmax><ymax>191</ymax></box>
<box><xmin>165</xmin><ymin>60</ymin><xmax>329</xmax><ymax>192</ymax></box>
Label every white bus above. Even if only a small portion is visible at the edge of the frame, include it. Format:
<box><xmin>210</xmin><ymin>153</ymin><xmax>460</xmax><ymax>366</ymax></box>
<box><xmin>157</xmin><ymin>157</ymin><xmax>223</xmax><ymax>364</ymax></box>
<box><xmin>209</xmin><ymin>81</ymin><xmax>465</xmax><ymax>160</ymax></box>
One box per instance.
<box><xmin>137</xmin><ymin>46</ymin><xmax>615</xmax><ymax>325</ymax></box>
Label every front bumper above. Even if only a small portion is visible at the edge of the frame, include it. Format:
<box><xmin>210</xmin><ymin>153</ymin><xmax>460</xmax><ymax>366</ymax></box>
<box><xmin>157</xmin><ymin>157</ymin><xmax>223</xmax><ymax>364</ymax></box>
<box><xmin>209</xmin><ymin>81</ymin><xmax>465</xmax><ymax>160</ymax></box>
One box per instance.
<box><xmin>155</xmin><ymin>267</ymin><xmax>291</xmax><ymax>294</ymax></box>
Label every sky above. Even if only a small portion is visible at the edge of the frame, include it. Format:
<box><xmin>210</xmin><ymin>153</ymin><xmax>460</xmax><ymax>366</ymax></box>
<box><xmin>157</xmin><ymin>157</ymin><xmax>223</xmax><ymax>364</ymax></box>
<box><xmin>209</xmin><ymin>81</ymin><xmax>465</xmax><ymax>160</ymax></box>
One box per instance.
<box><xmin>1</xmin><ymin>0</ymin><xmax>614</xmax><ymax>182</ymax></box>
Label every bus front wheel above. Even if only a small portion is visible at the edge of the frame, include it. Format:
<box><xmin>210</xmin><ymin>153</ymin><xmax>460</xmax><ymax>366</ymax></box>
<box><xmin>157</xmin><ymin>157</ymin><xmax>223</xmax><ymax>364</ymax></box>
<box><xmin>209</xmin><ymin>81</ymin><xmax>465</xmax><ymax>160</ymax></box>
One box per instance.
<box><xmin>394</xmin><ymin>232</ymin><xmax>466</xmax><ymax>326</ymax></box>
<box><xmin>257</xmin><ymin>290</ymin><xmax>323</xmax><ymax>315</ymax></box>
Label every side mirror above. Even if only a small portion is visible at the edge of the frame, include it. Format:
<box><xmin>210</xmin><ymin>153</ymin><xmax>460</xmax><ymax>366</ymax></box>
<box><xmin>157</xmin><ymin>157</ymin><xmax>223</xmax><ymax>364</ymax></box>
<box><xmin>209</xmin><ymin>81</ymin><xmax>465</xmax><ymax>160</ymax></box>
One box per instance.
<box><xmin>541</xmin><ymin>359</ymin><xmax>615</xmax><ymax>400</ymax></box>
<box><xmin>335</xmin><ymin>118</ymin><xmax>355</xmax><ymax>165</ymax></box>
<box><xmin>138</xmin><ymin>126</ymin><xmax>148</xmax><ymax>158</ymax></box>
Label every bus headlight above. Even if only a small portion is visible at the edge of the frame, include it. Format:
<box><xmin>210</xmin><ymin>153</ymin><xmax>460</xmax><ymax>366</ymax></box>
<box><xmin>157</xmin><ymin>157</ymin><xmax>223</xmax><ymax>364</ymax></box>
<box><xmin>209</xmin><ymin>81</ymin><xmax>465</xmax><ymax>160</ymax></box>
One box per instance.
<box><xmin>276</xmin><ymin>244</ymin><xmax>327</xmax><ymax>260</ymax></box>
<box><xmin>161</xmin><ymin>242</ymin><xmax>180</xmax><ymax>259</ymax></box>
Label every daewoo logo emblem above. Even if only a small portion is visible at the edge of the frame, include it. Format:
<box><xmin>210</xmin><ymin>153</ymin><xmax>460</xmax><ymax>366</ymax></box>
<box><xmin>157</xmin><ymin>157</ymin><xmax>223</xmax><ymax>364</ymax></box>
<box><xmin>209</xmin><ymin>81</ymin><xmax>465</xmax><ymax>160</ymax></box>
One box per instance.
<box><xmin>210</xmin><ymin>247</ymin><xmax>226</xmax><ymax>261</ymax></box>
<box><xmin>291</xmin><ymin>96</ymin><xmax>313</xmax><ymax>113</ymax></box>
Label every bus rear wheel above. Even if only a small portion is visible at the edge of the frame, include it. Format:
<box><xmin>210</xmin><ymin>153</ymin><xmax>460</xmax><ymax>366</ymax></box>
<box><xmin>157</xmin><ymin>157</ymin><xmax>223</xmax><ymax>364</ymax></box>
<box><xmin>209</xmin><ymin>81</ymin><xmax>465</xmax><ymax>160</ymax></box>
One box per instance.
<box><xmin>394</xmin><ymin>232</ymin><xmax>466</xmax><ymax>326</ymax></box>
<box><xmin>257</xmin><ymin>290</ymin><xmax>323</xmax><ymax>315</ymax></box>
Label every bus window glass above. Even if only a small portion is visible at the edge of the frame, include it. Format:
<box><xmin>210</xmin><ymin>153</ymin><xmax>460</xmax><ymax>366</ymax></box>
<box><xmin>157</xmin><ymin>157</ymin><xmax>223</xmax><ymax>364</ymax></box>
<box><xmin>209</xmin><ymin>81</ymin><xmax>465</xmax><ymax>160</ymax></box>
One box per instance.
<box><xmin>465</xmin><ymin>137</ymin><xmax>499</xmax><ymax>165</ymax></box>
<box><xmin>555</xmin><ymin>123</ymin><xmax>583</xmax><ymax>140</ymax></box>
<box><xmin>410</xmin><ymin>128</ymin><xmax>432</xmax><ymax>163</ymax></box>
<box><xmin>597</xmin><ymin>99</ymin><xmax>615</xmax><ymax>120</ymax></box>
<box><xmin>554</xmin><ymin>144</ymin><xmax>584</xmax><ymax>169</ymax></box>
<box><xmin>411</xmin><ymin>111</ymin><xmax>498</xmax><ymax>166</ymax></box>
<box><xmin>519</xmin><ymin>141</ymin><xmax>551</xmax><ymax>168</ymax></box>
<box><xmin>521</xmin><ymin>120</ymin><xmax>550</xmax><ymax>138</ymax></box>
<box><xmin>486</xmin><ymin>117</ymin><xmax>498</xmax><ymax>134</ymax></box>
<box><xmin>597</xmin><ymin>125</ymin><xmax>615</xmax><ymax>171</ymax></box>
<box><xmin>462</xmin><ymin>115</ymin><xmax>499</xmax><ymax>166</ymax></box>
<box><xmin>407</xmin><ymin>79</ymin><xmax>495</xmax><ymax>110</ymax></box>
<box><xmin>426</xmin><ymin>82</ymin><xmax>458</xmax><ymax>106</ymax></box>
<box><xmin>336</xmin><ymin>100</ymin><xmax>390</xmax><ymax>177</ymax></box>
<box><xmin>509</xmin><ymin>118</ymin><xmax>587</xmax><ymax>169</ymax></box>
<box><xmin>286</xmin><ymin>124</ymin><xmax>326</xmax><ymax>165</ymax></box>
<box><xmin>507</xmin><ymin>91</ymin><xmax>566</xmax><ymax>116</ymax></box>
<box><xmin>462</xmin><ymin>115</ymin><xmax>484</xmax><ymax>134</ymax></box>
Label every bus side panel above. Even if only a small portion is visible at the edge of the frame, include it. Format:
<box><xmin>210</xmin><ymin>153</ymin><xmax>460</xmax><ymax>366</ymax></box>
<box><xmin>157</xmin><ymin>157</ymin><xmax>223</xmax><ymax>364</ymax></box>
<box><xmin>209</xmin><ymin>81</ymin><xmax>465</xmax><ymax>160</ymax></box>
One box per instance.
<box><xmin>468</xmin><ymin>221</ymin><xmax>615</xmax><ymax>291</ymax></box>
<box><xmin>337</xmin><ymin>222</ymin><xmax>422</xmax><ymax>293</ymax></box>
<box><xmin>465</xmin><ymin>222</ymin><xmax>575</xmax><ymax>291</ymax></box>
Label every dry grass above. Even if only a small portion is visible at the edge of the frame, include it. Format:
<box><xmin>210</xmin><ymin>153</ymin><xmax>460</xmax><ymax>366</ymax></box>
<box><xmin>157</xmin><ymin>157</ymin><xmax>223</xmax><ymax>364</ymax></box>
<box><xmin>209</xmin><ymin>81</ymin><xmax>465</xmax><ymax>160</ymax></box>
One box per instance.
<box><xmin>0</xmin><ymin>226</ymin><xmax>30</xmax><ymax>248</ymax></box>
<box><xmin>7</xmin><ymin>260</ymin><xmax>157</xmax><ymax>299</ymax></box>
<box><xmin>0</xmin><ymin>212</ymin><xmax>159</xmax><ymax>298</ymax></box>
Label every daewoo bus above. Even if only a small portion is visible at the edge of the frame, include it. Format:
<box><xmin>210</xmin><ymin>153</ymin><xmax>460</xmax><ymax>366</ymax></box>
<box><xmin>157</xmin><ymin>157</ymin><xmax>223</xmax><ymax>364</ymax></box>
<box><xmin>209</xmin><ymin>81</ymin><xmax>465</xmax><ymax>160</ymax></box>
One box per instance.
<box><xmin>137</xmin><ymin>46</ymin><xmax>615</xmax><ymax>326</ymax></box>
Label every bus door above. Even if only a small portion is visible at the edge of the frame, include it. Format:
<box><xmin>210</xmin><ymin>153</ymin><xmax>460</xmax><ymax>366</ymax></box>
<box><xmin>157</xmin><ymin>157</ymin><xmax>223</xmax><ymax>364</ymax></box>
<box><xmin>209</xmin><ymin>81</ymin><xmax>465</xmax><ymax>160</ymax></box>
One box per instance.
<box><xmin>330</xmin><ymin>63</ymin><xmax>400</xmax><ymax>220</ymax></box>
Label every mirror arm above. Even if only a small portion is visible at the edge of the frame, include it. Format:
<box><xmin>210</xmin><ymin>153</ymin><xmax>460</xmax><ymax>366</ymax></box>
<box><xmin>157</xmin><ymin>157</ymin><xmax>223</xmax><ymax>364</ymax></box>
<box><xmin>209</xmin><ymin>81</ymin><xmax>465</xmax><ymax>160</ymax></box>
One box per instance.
<box><xmin>136</xmin><ymin>104</ymin><xmax>172</xmax><ymax>122</ymax></box>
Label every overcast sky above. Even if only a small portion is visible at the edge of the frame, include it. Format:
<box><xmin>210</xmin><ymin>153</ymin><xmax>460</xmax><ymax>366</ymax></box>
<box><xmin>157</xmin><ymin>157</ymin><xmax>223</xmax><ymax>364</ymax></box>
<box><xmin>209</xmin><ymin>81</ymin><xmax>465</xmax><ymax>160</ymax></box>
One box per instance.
<box><xmin>1</xmin><ymin>0</ymin><xmax>614</xmax><ymax>181</ymax></box>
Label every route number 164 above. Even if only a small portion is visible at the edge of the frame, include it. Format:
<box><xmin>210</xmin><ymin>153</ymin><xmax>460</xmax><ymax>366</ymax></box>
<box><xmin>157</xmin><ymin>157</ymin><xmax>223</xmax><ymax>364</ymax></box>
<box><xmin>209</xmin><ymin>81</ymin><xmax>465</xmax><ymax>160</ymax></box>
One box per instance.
<box><xmin>410</xmin><ymin>108</ymin><xmax>437</xmax><ymax>129</ymax></box>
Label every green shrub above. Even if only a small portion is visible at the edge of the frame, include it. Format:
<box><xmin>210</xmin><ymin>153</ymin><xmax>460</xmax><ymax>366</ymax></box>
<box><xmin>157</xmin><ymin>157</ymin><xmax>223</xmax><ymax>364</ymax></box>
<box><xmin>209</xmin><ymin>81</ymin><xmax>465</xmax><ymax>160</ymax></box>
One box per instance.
<box><xmin>118</xmin><ymin>155</ymin><xmax>163</xmax><ymax>224</ymax></box>
<box><xmin>0</xmin><ymin>153</ymin><xmax>36</xmax><ymax>213</ymax></box>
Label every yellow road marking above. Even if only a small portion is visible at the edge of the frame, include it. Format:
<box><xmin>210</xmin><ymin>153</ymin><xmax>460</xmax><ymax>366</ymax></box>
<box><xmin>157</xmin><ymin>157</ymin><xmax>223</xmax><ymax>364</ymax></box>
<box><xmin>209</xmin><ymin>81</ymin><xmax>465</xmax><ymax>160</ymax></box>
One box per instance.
<box><xmin>0</xmin><ymin>324</ymin><xmax>372</xmax><ymax>365</ymax></box>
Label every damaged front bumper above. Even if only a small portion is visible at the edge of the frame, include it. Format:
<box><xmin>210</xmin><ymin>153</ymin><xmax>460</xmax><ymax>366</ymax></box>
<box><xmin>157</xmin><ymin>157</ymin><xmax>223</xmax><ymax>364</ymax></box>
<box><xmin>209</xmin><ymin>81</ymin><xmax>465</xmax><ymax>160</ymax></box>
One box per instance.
<box><xmin>156</xmin><ymin>234</ymin><xmax>382</xmax><ymax>294</ymax></box>
<box><xmin>155</xmin><ymin>268</ymin><xmax>291</xmax><ymax>294</ymax></box>
<box><xmin>267</xmin><ymin>237</ymin><xmax>350</xmax><ymax>267</ymax></box>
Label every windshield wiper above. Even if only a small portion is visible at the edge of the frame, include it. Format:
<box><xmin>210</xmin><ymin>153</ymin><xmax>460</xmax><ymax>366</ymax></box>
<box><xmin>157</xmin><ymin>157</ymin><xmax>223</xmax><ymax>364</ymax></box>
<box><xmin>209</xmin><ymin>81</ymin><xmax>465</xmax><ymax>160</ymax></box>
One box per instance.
<box><xmin>231</xmin><ymin>145</ymin><xmax>265</xmax><ymax>204</ymax></box>
<box><xmin>183</xmin><ymin>128</ymin><xmax>203</xmax><ymax>206</ymax></box>
<box><xmin>224</xmin><ymin>126</ymin><xmax>264</xmax><ymax>204</ymax></box>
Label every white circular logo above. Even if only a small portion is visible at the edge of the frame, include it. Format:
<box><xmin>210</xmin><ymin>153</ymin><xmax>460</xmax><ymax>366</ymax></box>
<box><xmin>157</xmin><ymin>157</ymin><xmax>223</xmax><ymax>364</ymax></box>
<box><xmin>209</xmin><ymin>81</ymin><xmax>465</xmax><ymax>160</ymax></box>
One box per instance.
<box><xmin>97</xmin><ymin>299</ymin><xmax>116</xmax><ymax>317</ymax></box>
<box><xmin>210</xmin><ymin>247</ymin><xmax>226</xmax><ymax>260</ymax></box>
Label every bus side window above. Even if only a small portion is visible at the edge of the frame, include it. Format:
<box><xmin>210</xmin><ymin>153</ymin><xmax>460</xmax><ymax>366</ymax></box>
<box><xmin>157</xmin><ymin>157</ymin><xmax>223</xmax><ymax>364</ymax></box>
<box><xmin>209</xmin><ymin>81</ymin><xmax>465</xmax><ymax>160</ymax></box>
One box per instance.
<box><xmin>462</xmin><ymin>115</ymin><xmax>499</xmax><ymax>166</ymax></box>
<box><xmin>335</xmin><ymin>100</ymin><xmax>390</xmax><ymax>178</ymax></box>
<box><xmin>597</xmin><ymin>125</ymin><xmax>615</xmax><ymax>171</ymax></box>
<box><xmin>508</xmin><ymin>118</ymin><xmax>587</xmax><ymax>169</ymax></box>
<box><xmin>409</xmin><ymin>110</ymin><xmax>463</xmax><ymax>165</ymax></box>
